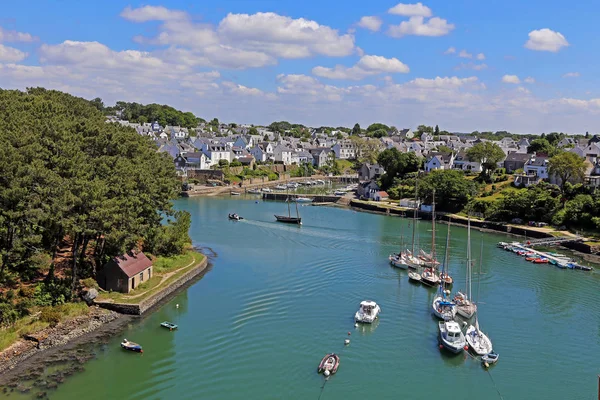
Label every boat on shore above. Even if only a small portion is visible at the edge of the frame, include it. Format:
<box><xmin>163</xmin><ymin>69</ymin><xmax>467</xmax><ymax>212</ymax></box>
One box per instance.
<box><xmin>317</xmin><ymin>353</ymin><xmax>340</xmax><ymax>376</ymax></box>
<box><xmin>438</xmin><ymin>320</ymin><xmax>466</xmax><ymax>354</ymax></box>
<box><xmin>120</xmin><ymin>339</ymin><xmax>143</xmax><ymax>353</ymax></box>
<box><xmin>354</xmin><ymin>300</ymin><xmax>381</xmax><ymax>323</ymax></box>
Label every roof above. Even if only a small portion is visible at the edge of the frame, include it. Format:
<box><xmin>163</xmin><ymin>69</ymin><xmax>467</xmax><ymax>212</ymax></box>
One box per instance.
<box><xmin>360</xmin><ymin>300</ymin><xmax>377</xmax><ymax>306</ymax></box>
<box><xmin>378</xmin><ymin>191</ymin><xmax>389</xmax><ymax>197</ymax></box>
<box><xmin>505</xmin><ymin>153</ymin><xmax>531</xmax><ymax>162</ymax></box>
<box><xmin>528</xmin><ymin>157</ymin><xmax>549</xmax><ymax>167</ymax></box>
<box><xmin>108</xmin><ymin>252</ymin><xmax>152</xmax><ymax>278</ymax></box>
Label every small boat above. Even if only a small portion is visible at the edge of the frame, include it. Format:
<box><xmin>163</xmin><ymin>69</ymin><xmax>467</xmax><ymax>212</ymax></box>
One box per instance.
<box><xmin>261</xmin><ymin>187</ymin><xmax>272</xmax><ymax>192</ymax></box>
<box><xmin>432</xmin><ymin>293</ymin><xmax>456</xmax><ymax>321</ymax></box>
<box><xmin>230</xmin><ymin>191</ymin><xmax>241</xmax><ymax>196</ymax></box>
<box><xmin>228</xmin><ymin>213</ymin><xmax>243</xmax><ymax>220</ymax></box>
<box><xmin>438</xmin><ymin>321</ymin><xmax>466</xmax><ymax>354</ymax></box>
<box><xmin>481</xmin><ymin>351</ymin><xmax>499</xmax><ymax>367</ymax></box>
<box><xmin>317</xmin><ymin>353</ymin><xmax>340</xmax><ymax>376</ymax></box>
<box><xmin>354</xmin><ymin>300</ymin><xmax>381</xmax><ymax>324</ymax></box>
<box><xmin>408</xmin><ymin>270</ymin><xmax>421</xmax><ymax>282</ymax></box>
<box><xmin>295</xmin><ymin>197</ymin><xmax>313</xmax><ymax>203</ymax></box>
<box><xmin>533</xmin><ymin>258</ymin><xmax>549</xmax><ymax>264</ymax></box>
<box><xmin>525</xmin><ymin>256</ymin><xmax>539</xmax><ymax>262</ymax></box>
<box><xmin>247</xmin><ymin>189</ymin><xmax>262</xmax><ymax>194</ymax></box>
<box><xmin>160</xmin><ymin>321</ymin><xmax>178</xmax><ymax>330</ymax></box>
<box><xmin>334</xmin><ymin>190</ymin><xmax>346</xmax><ymax>196</ymax></box>
<box><xmin>389</xmin><ymin>253</ymin><xmax>409</xmax><ymax>269</ymax></box>
<box><xmin>454</xmin><ymin>292</ymin><xmax>477</xmax><ymax>319</ymax></box>
<box><xmin>421</xmin><ymin>268</ymin><xmax>440</xmax><ymax>287</ymax></box>
<box><xmin>274</xmin><ymin>215</ymin><xmax>301</xmax><ymax>224</ymax></box>
<box><xmin>465</xmin><ymin>323</ymin><xmax>493</xmax><ymax>356</ymax></box>
<box><xmin>274</xmin><ymin>184</ymin><xmax>287</xmax><ymax>190</ymax></box>
<box><xmin>440</xmin><ymin>271</ymin><xmax>453</xmax><ymax>286</ymax></box>
<box><xmin>497</xmin><ymin>242</ymin><xmax>508</xmax><ymax>248</ymax></box>
<box><xmin>120</xmin><ymin>339</ymin><xmax>143</xmax><ymax>353</ymax></box>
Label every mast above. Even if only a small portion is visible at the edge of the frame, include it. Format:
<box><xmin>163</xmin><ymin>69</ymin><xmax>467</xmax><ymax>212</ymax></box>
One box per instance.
<box><xmin>295</xmin><ymin>192</ymin><xmax>300</xmax><ymax>219</ymax></box>
<box><xmin>431</xmin><ymin>188</ymin><xmax>436</xmax><ymax>264</ymax></box>
<box><xmin>467</xmin><ymin>217</ymin><xmax>472</xmax><ymax>301</ymax></box>
<box><xmin>442</xmin><ymin>216</ymin><xmax>451</xmax><ymax>289</ymax></box>
<box><xmin>411</xmin><ymin>177</ymin><xmax>418</xmax><ymax>254</ymax></box>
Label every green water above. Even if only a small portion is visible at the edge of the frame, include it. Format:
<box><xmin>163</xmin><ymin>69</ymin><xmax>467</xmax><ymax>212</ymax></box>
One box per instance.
<box><xmin>8</xmin><ymin>196</ymin><xmax>600</xmax><ymax>399</ymax></box>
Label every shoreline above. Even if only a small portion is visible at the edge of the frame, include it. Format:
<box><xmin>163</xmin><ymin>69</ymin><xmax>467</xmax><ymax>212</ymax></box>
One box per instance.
<box><xmin>0</xmin><ymin>251</ymin><xmax>212</xmax><ymax>391</ymax></box>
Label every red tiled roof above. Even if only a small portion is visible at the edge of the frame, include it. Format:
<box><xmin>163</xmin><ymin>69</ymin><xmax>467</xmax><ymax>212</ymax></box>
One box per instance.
<box><xmin>110</xmin><ymin>252</ymin><xmax>152</xmax><ymax>278</ymax></box>
<box><xmin>379</xmin><ymin>191</ymin><xmax>389</xmax><ymax>197</ymax></box>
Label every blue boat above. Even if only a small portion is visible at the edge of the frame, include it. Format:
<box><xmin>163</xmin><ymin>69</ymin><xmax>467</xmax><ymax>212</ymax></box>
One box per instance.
<box><xmin>121</xmin><ymin>339</ymin><xmax>143</xmax><ymax>353</ymax></box>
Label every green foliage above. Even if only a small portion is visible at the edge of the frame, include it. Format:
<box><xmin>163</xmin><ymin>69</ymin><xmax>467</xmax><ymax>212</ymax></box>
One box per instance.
<box><xmin>366</xmin><ymin>123</ymin><xmax>390</xmax><ymax>134</ymax></box>
<box><xmin>484</xmin><ymin>183</ymin><xmax>561</xmax><ymax>223</ymax></box>
<box><xmin>145</xmin><ymin>211</ymin><xmax>192</xmax><ymax>257</ymax></box>
<box><xmin>290</xmin><ymin>163</ymin><xmax>315</xmax><ymax>177</ymax></box>
<box><xmin>527</xmin><ymin>139</ymin><xmax>554</xmax><ymax>155</ymax></box>
<box><xmin>436</xmin><ymin>145</ymin><xmax>453</xmax><ymax>155</ymax></box>
<box><xmin>352</xmin><ymin>123</ymin><xmax>361</xmax><ymax>136</ymax></box>
<box><xmin>377</xmin><ymin>148</ymin><xmax>421</xmax><ymax>189</ymax></box>
<box><xmin>548</xmin><ymin>152</ymin><xmax>587</xmax><ymax>191</ymax></box>
<box><xmin>218</xmin><ymin>159</ymin><xmax>230</xmax><ymax>167</ymax></box>
<box><xmin>434</xmin><ymin>125</ymin><xmax>440</xmax><ymax>135</ymax></box>
<box><xmin>416</xmin><ymin>125</ymin><xmax>434</xmax><ymax>135</ymax></box>
<box><xmin>249</xmin><ymin>127</ymin><xmax>259</xmax><ymax>135</ymax></box>
<box><xmin>350</xmin><ymin>136</ymin><xmax>380</xmax><ymax>164</ymax></box>
<box><xmin>34</xmin><ymin>280</ymin><xmax>71</xmax><ymax>306</ymax></box>
<box><xmin>230</xmin><ymin>160</ymin><xmax>242</xmax><ymax>167</ymax></box>
<box><xmin>466</xmin><ymin>142</ymin><xmax>506</xmax><ymax>176</ymax></box>
<box><xmin>80</xmin><ymin>277</ymin><xmax>99</xmax><ymax>289</ymax></box>
<box><xmin>418</xmin><ymin>170</ymin><xmax>479</xmax><ymax>211</ymax></box>
<box><xmin>105</xmin><ymin>101</ymin><xmax>202</xmax><ymax>129</ymax></box>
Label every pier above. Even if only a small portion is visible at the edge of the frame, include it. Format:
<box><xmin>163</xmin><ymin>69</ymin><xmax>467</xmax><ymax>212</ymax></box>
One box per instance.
<box><xmin>507</xmin><ymin>243</ymin><xmax>569</xmax><ymax>265</ymax></box>
<box><xmin>518</xmin><ymin>236</ymin><xmax>583</xmax><ymax>247</ymax></box>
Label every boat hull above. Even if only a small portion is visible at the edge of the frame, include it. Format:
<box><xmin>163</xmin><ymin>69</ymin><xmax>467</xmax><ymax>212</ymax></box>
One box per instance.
<box><xmin>274</xmin><ymin>215</ymin><xmax>302</xmax><ymax>225</ymax></box>
<box><xmin>438</xmin><ymin>323</ymin><xmax>466</xmax><ymax>354</ymax></box>
<box><xmin>408</xmin><ymin>271</ymin><xmax>421</xmax><ymax>282</ymax></box>
<box><xmin>465</xmin><ymin>326</ymin><xmax>493</xmax><ymax>356</ymax></box>
<box><xmin>389</xmin><ymin>255</ymin><xmax>409</xmax><ymax>269</ymax></box>
<box><xmin>318</xmin><ymin>353</ymin><xmax>340</xmax><ymax>374</ymax></box>
<box><xmin>432</xmin><ymin>296</ymin><xmax>457</xmax><ymax>321</ymax></box>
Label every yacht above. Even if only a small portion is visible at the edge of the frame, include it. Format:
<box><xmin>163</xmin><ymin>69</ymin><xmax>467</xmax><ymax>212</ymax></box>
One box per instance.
<box><xmin>421</xmin><ymin>268</ymin><xmax>440</xmax><ymax>286</ymax></box>
<box><xmin>432</xmin><ymin>291</ymin><xmax>456</xmax><ymax>321</ymax></box>
<box><xmin>389</xmin><ymin>253</ymin><xmax>409</xmax><ymax>269</ymax></box>
<box><xmin>465</xmin><ymin>322</ymin><xmax>493</xmax><ymax>356</ymax></box>
<box><xmin>247</xmin><ymin>188</ymin><xmax>262</xmax><ymax>194</ymax></box>
<box><xmin>354</xmin><ymin>300</ymin><xmax>381</xmax><ymax>324</ymax></box>
<box><xmin>438</xmin><ymin>320</ymin><xmax>466</xmax><ymax>354</ymax></box>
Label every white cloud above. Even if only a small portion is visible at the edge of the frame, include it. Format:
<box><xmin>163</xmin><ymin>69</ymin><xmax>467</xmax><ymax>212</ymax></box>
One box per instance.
<box><xmin>0</xmin><ymin>27</ymin><xmax>37</xmax><ymax>42</ymax></box>
<box><xmin>459</xmin><ymin>50</ymin><xmax>472</xmax><ymax>59</ymax></box>
<box><xmin>563</xmin><ymin>72</ymin><xmax>580</xmax><ymax>78</ymax></box>
<box><xmin>0</xmin><ymin>44</ymin><xmax>27</xmax><ymax>62</ymax></box>
<box><xmin>312</xmin><ymin>55</ymin><xmax>409</xmax><ymax>80</ymax></box>
<box><xmin>502</xmin><ymin>75</ymin><xmax>520</xmax><ymax>84</ymax></box>
<box><xmin>120</xmin><ymin>5</ymin><xmax>188</xmax><ymax>22</ymax></box>
<box><xmin>221</xmin><ymin>81</ymin><xmax>276</xmax><ymax>99</ymax></box>
<box><xmin>524</xmin><ymin>28</ymin><xmax>569</xmax><ymax>52</ymax></box>
<box><xmin>476</xmin><ymin>53</ymin><xmax>485</xmax><ymax>60</ymax></box>
<box><xmin>524</xmin><ymin>77</ymin><xmax>535</xmax><ymax>84</ymax></box>
<box><xmin>444</xmin><ymin>47</ymin><xmax>456</xmax><ymax>55</ymax></box>
<box><xmin>387</xmin><ymin>16</ymin><xmax>454</xmax><ymax>38</ymax></box>
<box><xmin>357</xmin><ymin>16</ymin><xmax>383</xmax><ymax>32</ymax></box>
<box><xmin>388</xmin><ymin>2</ymin><xmax>432</xmax><ymax>17</ymax></box>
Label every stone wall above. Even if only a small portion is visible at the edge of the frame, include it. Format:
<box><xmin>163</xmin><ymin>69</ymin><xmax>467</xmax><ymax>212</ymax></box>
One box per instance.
<box><xmin>95</xmin><ymin>256</ymin><xmax>209</xmax><ymax>316</ymax></box>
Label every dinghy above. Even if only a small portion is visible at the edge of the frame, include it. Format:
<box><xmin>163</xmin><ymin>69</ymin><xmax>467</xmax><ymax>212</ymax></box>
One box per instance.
<box><xmin>408</xmin><ymin>270</ymin><xmax>421</xmax><ymax>283</ymax></box>
<box><xmin>481</xmin><ymin>351</ymin><xmax>499</xmax><ymax>366</ymax></box>
<box><xmin>160</xmin><ymin>321</ymin><xmax>178</xmax><ymax>330</ymax></box>
<box><xmin>228</xmin><ymin>213</ymin><xmax>243</xmax><ymax>220</ymax></box>
<box><xmin>317</xmin><ymin>353</ymin><xmax>340</xmax><ymax>376</ymax></box>
<box><xmin>120</xmin><ymin>339</ymin><xmax>143</xmax><ymax>353</ymax></box>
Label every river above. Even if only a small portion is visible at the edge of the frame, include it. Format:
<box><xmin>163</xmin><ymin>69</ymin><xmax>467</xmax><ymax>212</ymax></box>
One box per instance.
<box><xmin>6</xmin><ymin>196</ymin><xmax>600</xmax><ymax>399</ymax></box>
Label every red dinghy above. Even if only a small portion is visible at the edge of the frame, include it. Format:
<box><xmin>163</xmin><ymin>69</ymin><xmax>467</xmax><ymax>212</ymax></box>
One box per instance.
<box><xmin>317</xmin><ymin>353</ymin><xmax>340</xmax><ymax>375</ymax></box>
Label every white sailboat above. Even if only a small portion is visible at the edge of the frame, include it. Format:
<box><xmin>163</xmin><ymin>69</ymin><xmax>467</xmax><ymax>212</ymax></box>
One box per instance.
<box><xmin>389</xmin><ymin>213</ymin><xmax>410</xmax><ymax>269</ymax></box>
<box><xmin>466</xmin><ymin>239</ymin><xmax>493</xmax><ymax>356</ymax></box>
<box><xmin>421</xmin><ymin>189</ymin><xmax>440</xmax><ymax>287</ymax></box>
<box><xmin>432</xmin><ymin>221</ymin><xmax>456</xmax><ymax>321</ymax></box>
<box><xmin>455</xmin><ymin>218</ymin><xmax>477</xmax><ymax>319</ymax></box>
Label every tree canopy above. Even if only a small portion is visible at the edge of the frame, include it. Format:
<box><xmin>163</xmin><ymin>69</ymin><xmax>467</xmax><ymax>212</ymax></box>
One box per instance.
<box><xmin>466</xmin><ymin>142</ymin><xmax>505</xmax><ymax>177</ymax></box>
<box><xmin>527</xmin><ymin>138</ymin><xmax>554</xmax><ymax>155</ymax></box>
<box><xmin>548</xmin><ymin>152</ymin><xmax>587</xmax><ymax>191</ymax></box>
<box><xmin>418</xmin><ymin>170</ymin><xmax>479</xmax><ymax>211</ymax></box>
<box><xmin>351</xmin><ymin>123</ymin><xmax>361</xmax><ymax>136</ymax></box>
<box><xmin>104</xmin><ymin>101</ymin><xmax>202</xmax><ymax>129</ymax></box>
<box><xmin>377</xmin><ymin>148</ymin><xmax>421</xmax><ymax>189</ymax></box>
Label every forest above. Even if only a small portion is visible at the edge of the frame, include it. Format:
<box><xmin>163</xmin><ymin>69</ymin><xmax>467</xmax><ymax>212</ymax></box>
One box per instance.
<box><xmin>0</xmin><ymin>88</ymin><xmax>190</xmax><ymax>325</ymax></box>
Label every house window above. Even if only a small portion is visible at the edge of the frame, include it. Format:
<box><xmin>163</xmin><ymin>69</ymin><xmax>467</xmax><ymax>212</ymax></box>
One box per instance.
<box><xmin>140</xmin><ymin>272</ymin><xmax>144</xmax><ymax>282</ymax></box>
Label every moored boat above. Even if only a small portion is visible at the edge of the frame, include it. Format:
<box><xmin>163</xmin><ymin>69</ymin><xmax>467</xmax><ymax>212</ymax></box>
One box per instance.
<box><xmin>421</xmin><ymin>268</ymin><xmax>440</xmax><ymax>286</ymax></box>
<box><xmin>408</xmin><ymin>270</ymin><xmax>421</xmax><ymax>282</ymax></box>
<box><xmin>389</xmin><ymin>253</ymin><xmax>409</xmax><ymax>269</ymax></box>
<box><xmin>317</xmin><ymin>353</ymin><xmax>340</xmax><ymax>376</ymax></box>
<box><xmin>160</xmin><ymin>321</ymin><xmax>178</xmax><ymax>330</ymax></box>
<box><xmin>438</xmin><ymin>320</ymin><xmax>466</xmax><ymax>354</ymax></box>
<box><xmin>354</xmin><ymin>300</ymin><xmax>381</xmax><ymax>323</ymax></box>
<box><xmin>481</xmin><ymin>351</ymin><xmax>499</xmax><ymax>367</ymax></box>
<box><xmin>230</xmin><ymin>191</ymin><xmax>241</xmax><ymax>196</ymax></box>
<box><xmin>274</xmin><ymin>215</ymin><xmax>301</xmax><ymax>224</ymax></box>
<box><xmin>295</xmin><ymin>197</ymin><xmax>313</xmax><ymax>203</ymax></box>
<box><xmin>247</xmin><ymin>188</ymin><xmax>262</xmax><ymax>194</ymax></box>
<box><xmin>465</xmin><ymin>322</ymin><xmax>493</xmax><ymax>356</ymax></box>
<box><xmin>121</xmin><ymin>339</ymin><xmax>143</xmax><ymax>353</ymax></box>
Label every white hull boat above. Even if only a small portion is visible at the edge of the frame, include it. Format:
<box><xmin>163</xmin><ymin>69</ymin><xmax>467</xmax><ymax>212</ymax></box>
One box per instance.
<box><xmin>432</xmin><ymin>295</ymin><xmax>457</xmax><ymax>321</ymax></box>
<box><xmin>295</xmin><ymin>197</ymin><xmax>313</xmax><ymax>203</ymax></box>
<box><xmin>408</xmin><ymin>270</ymin><xmax>421</xmax><ymax>282</ymax></box>
<box><xmin>262</xmin><ymin>188</ymin><xmax>272</xmax><ymax>192</ymax></box>
<box><xmin>354</xmin><ymin>300</ymin><xmax>381</xmax><ymax>324</ymax></box>
<box><xmin>465</xmin><ymin>323</ymin><xmax>493</xmax><ymax>356</ymax></box>
<box><xmin>389</xmin><ymin>254</ymin><xmax>409</xmax><ymax>269</ymax></box>
<box><xmin>247</xmin><ymin>189</ymin><xmax>261</xmax><ymax>194</ymax></box>
<box><xmin>454</xmin><ymin>292</ymin><xmax>477</xmax><ymax>319</ymax></box>
<box><xmin>421</xmin><ymin>268</ymin><xmax>440</xmax><ymax>286</ymax></box>
<box><xmin>438</xmin><ymin>320</ymin><xmax>466</xmax><ymax>354</ymax></box>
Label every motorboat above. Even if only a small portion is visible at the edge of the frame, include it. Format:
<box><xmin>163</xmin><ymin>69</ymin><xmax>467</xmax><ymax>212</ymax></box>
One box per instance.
<box><xmin>354</xmin><ymin>300</ymin><xmax>381</xmax><ymax>323</ymax></box>
<box><xmin>482</xmin><ymin>351</ymin><xmax>499</xmax><ymax>367</ymax></box>
<box><xmin>160</xmin><ymin>321</ymin><xmax>178</xmax><ymax>330</ymax></box>
<box><xmin>287</xmin><ymin>183</ymin><xmax>299</xmax><ymax>189</ymax></box>
<box><xmin>334</xmin><ymin>190</ymin><xmax>346</xmax><ymax>196</ymax></box>
<box><xmin>421</xmin><ymin>268</ymin><xmax>440</xmax><ymax>287</ymax></box>
<box><xmin>317</xmin><ymin>353</ymin><xmax>340</xmax><ymax>376</ymax></box>
<box><xmin>465</xmin><ymin>323</ymin><xmax>493</xmax><ymax>356</ymax></box>
<box><xmin>274</xmin><ymin>184</ymin><xmax>287</xmax><ymax>191</ymax></box>
<box><xmin>247</xmin><ymin>188</ymin><xmax>262</xmax><ymax>194</ymax></box>
<box><xmin>408</xmin><ymin>270</ymin><xmax>421</xmax><ymax>282</ymax></box>
<box><xmin>230</xmin><ymin>191</ymin><xmax>241</xmax><ymax>196</ymax></box>
<box><xmin>228</xmin><ymin>213</ymin><xmax>243</xmax><ymax>220</ymax></box>
<box><xmin>120</xmin><ymin>339</ymin><xmax>143</xmax><ymax>353</ymax></box>
<box><xmin>438</xmin><ymin>321</ymin><xmax>466</xmax><ymax>354</ymax></box>
<box><xmin>262</xmin><ymin>187</ymin><xmax>272</xmax><ymax>192</ymax></box>
<box><xmin>315</xmin><ymin>179</ymin><xmax>326</xmax><ymax>185</ymax></box>
<box><xmin>454</xmin><ymin>291</ymin><xmax>477</xmax><ymax>319</ymax></box>
<box><xmin>295</xmin><ymin>197</ymin><xmax>313</xmax><ymax>203</ymax></box>
<box><xmin>432</xmin><ymin>292</ymin><xmax>457</xmax><ymax>321</ymax></box>
<box><xmin>389</xmin><ymin>253</ymin><xmax>409</xmax><ymax>269</ymax></box>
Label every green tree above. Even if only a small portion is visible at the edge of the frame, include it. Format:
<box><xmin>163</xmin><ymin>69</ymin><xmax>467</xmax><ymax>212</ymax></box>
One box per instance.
<box><xmin>548</xmin><ymin>152</ymin><xmax>587</xmax><ymax>191</ymax></box>
<box><xmin>418</xmin><ymin>170</ymin><xmax>479</xmax><ymax>211</ymax></box>
<box><xmin>527</xmin><ymin>139</ymin><xmax>554</xmax><ymax>155</ymax></box>
<box><xmin>436</xmin><ymin>145</ymin><xmax>453</xmax><ymax>155</ymax></box>
<box><xmin>248</xmin><ymin>126</ymin><xmax>258</xmax><ymax>135</ymax></box>
<box><xmin>416</xmin><ymin>125</ymin><xmax>434</xmax><ymax>135</ymax></box>
<box><xmin>352</xmin><ymin>123</ymin><xmax>361</xmax><ymax>136</ymax></box>
<box><xmin>218</xmin><ymin>159</ymin><xmax>229</xmax><ymax>168</ymax></box>
<box><xmin>350</xmin><ymin>136</ymin><xmax>380</xmax><ymax>164</ymax></box>
<box><xmin>377</xmin><ymin>149</ymin><xmax>421</xmax><ymax>189</ymax></box>
<box><xmin>434</xmin><ymin>125</ymin><xmax>440</xmax><ymax>135</ymax></box>
<box><xmin>466</xmin><ymin>142</ymin><xmax>506</xmax><ymax>178</ymax></box>
<box><xmin>366</xmin><ymin>123</ymin><xmax>390</xmax><ymax>134</ymax></box>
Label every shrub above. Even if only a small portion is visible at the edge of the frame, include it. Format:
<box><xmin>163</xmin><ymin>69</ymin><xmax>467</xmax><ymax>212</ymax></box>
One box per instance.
<box><xmin>0</xmin><ymin>303</ymin><xmax>19</xmax><ymax>325</ymax></box>
<box><xmin>34</xmin><ymin>280</ymin><xmax>71</xmax><ymax>306</ymax></box>
<box><xmin>19</xmin><ymin>286</ymin><xmax>35</xmax><ymax>298</ymax></box>
<box><xmin>80</xmin><ymin>278</ymin><xmax>99</xmax><ymax>290</ymax></box>
<box><xmin>40</xmin><ymin>307</ymin><xmax>62</xmax><ymax>326</ymax></box>
<box><xmin>230</xmin><ymin>160</ymin><xmax>242</xmax><ymax>167</ymax></box>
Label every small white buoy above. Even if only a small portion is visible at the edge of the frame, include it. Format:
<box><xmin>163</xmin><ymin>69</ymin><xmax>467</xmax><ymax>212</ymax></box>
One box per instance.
<box><xmin>176</xmin><ymin>304</ymin><xmax>179</xmax><ymax>309</ymax></box>
<box><xmin>323</xmin><ymin>370</ymin><xmax>330</xmax><ymax>377</ymax></box>
<box><xmin>344</xmin><ymin>339</ymin><xmax>350</xmax><ymax>345</ymax></box>
<box><xmin>354</xmin><ymin>323</ymin><xmax>358</xmax><ymax>328</ymax></box>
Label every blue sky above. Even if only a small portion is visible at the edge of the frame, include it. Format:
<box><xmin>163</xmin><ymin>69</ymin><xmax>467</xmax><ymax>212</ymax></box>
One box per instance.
<box><xmin>0</xmin><ymin>1</ymin><xmax>597</xmax><ymax>133</ymax></box>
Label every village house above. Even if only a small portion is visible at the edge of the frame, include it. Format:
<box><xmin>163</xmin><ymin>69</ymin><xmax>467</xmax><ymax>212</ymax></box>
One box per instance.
<box><xmin>373</xmin><ymin>191</ymin><xmax>389</xmax><ymax>201</ymax></box>
<box><xmin>309</xmin><ymin>148</ymin><xmax>334</xmax><ymax>168</ymax></box>
<box><xmin>273</xmin><ymin>144</ymin><xmax>293</xmax><ymax>165</ymax></box>
<box><xmin>358</xmin><ymin>163</ymin><xmax>385</xmax><ymax>181</ymax></box>
<box><xmin>397</xmin><ymin>128</ymin><xmax>414</xmax><ymax>140</ymax></box>
<box><xmin>514</xmin><ymin>155</ymin><xmax>549</xmax><ymax>187</ymax></box>
<box><xmin>206</xmin><ymin>144</ymin><xmax>232</xmax><ymax>163</ymax></box>
<box><xmin>452</xmin><ymin>152</ymin><xmax>482</xmax><ymax>173</ymax></box>
<box><xmin>557</xmin><ymin>137</ymin><xmax>577</xmax><ymax>148</ymax></box>
<box><xmin>295</xmin><ymin>150</ymin><xmax>314</xmax><ymax>165</ymax></box>
<box><xmin>100</xmin><ymin>251</ymin><xmax>153</xmax><ymax>294</ymax></box>
<box><xmin>357</xmin><ymin>180</ymin><xmax>381</xmax><ymax>199</ymax></box>
<box><xmin>425</xmin><ymin>153</ymin><xmax>455</xmax><ymax>172</ymax></box>
<box><xmin>503</xmin><ymin>153</ymin><xmax>531</xmax><ymax>173</ymax></box>
<box><xmin>332</xmin><ymin>139</ymin><xmax>356</xmax><ymax>160</ymax></box>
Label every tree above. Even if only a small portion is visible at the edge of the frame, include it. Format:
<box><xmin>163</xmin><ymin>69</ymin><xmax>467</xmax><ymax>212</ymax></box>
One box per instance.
<box><xmin>366</xmin><ymin>123</ymin><xmax>390</xmax><ymax>134</ymax></box>
<box><xmin>350</xmin><ymin>136</ymin><xmax>380</xmax><ymax>164</ymax></box>
<box><xmin>230</xmin><ymin>160</ymin><xmax>242</xmax><ymax>167</ymax></box>
<box><xmin>367</xmin><ymin>128</ymin><xmax>387</xmax><ymax>138</ymax></box>
<box><xmin>218</xmin><ymin>159</ymin><xmax>229</xmax><ymax>168</ymax></box>
<box><xmin>416</xmin><ymin>125</ymin><xmax>434</xmax><ymax>135</ymax></box>
<box><xmin>263</xmin><ymin>134</ymin><xmax>269</xmax><ymax>141</ymax></box>
<box><xmin>352</xmin><ymin>123</ymin><xmax>361</xmax><ymax>136</ymax></box>
<box><xmin>248</xmin><ymin>126</ymin><xmax>258</xmax><ymax>135</ymax></box>
<box><xmin>434</xmin><ymin>125</ymin><xmax>440</xmax><ymax>135</ymax></box>
<box><xmin>377</xmin><ymin>149</ymin><xmax>421</xmax><ymax>189</ymax></box>
<box><xmin>527</xmin><ymin>139</ymin><xmax>554</xmax><ymax>155</ymax></box>
<box><xmin>548</xmin><ymin>152</ymin><xmax>587</xmax><ymax>191</ymax></box>
<box><xmin>466</xmin><ymin>142</ymin><xmax>506</xmax><ymax>178</ymax></box>
<box><xmin>546</xmin><ymin>132</ymin><xmax>564</xmax><ymax>146</ymax></box>
<box><xmin>585</xmin><ymin>131</ymin><xmax>590</xmax><ymax>139</ymax></box>
<box><xmin>436</xmin><ymin>145</ymin><xmax>453</xmax><ymax>155</ymax></box>
<box><xmin>418</xmin><ymin>170</ymin><xmax>479</xmax><ymax>211</ymax></box>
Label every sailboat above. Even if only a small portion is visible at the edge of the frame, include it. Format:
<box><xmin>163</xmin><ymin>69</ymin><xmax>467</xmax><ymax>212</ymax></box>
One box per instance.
<box><xmin>275</xmin><ymin>184</ymin><xmax>302</xmax><ymax>225</ymax></box>
<box><xmin>465</xmin><ymin>238</ymin><xmax>493</xmax><ymax>355</ymax></box>
<box><xmin>421</xmin><ymin>190</ymin><xmax>440</xmax><ymax>287</ymax></box>
<box><xmin>389</xmin><ymin>213</ymin><xmax>410</xmax><ymax>269</ymax></box>
<box><xmin>432</xmin><ymin>220</ymin><xmax>456</xmax><ymax>320</ymax></box>
<box><xmin>455</xmin><ymin>218</ymin><xmax>477</xmax><ymax>319</ymax></box>
<box><xmin>406</xmin><ymin>179</ymin><xmax>425</xmax><ymax>270</ymax></box>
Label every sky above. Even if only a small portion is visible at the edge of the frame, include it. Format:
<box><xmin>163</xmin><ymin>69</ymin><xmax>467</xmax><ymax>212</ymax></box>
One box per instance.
<box><xmin>0</xmin><ymin>0</ymin><xmax>598</xmax><ymax>133</ymax></box>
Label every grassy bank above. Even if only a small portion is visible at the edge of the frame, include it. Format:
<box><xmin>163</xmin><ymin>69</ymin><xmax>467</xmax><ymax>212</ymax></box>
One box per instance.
<box><xmin>96</xmin><ymin>250</ymin><xmax>205</xmax><ymax>304</ymax></box>
<box><xmin>0</xmin><ymin>303</ymin><xmax>90</xmax><ymax>352</ymax></box>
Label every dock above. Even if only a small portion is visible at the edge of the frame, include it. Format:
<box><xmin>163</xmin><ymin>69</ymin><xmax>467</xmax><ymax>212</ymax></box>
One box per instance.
<box><xmin>518</xmin><ymin>236</ymin><xmax>583</xmax><ymax>247</ymax></box>
<box><xmin>502</xmin><ymin>242</ymin><xmax>593</xmax><ymax>271</ymax></box>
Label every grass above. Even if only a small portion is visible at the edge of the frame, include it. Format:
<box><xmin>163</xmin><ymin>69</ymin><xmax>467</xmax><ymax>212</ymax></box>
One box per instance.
<box><xmin>336</xmin><ymin>159</ymin><xmax>355</xmax><ymax>174</ymax></box>
<box><xmin>96</xmin><ymin>250</ymin><xmax>205</xmax><ymax>304</ymax></box>
<box><xmin>0</xmin><ymin>302</ymin><xmax>90</xmax><ymax>352</ymax></box>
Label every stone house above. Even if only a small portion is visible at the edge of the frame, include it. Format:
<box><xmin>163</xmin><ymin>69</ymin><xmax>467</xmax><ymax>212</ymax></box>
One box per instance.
<box><xmin>358</xmin><ymin>163</ymin><xmax>385</xmax><ymax>181</ymax></box>
<box><xmin>503</xmin><ymin>153</ymin><xmax>531</xmax><ymax>173</ymax></box>
<box><xmin>357</xmin><ymin>180</ymin><xmax>380</xmax><ymax>199</ymax></box>
<box><xmin>100</xmin><ymin>251</ymin><xmax>153</xmax><ymax>294</ymax></box>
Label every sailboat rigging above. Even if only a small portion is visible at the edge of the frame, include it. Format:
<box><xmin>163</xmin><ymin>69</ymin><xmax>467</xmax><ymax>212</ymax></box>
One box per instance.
<box><xmin>275</xmin><ymin>183</ymin><xmax>302</xmax><ymax>225</ymax></box>
<box><xmin>421</xmin><ymin>189</ymin><xmax>441</xmax><ymax>287</ymax></box>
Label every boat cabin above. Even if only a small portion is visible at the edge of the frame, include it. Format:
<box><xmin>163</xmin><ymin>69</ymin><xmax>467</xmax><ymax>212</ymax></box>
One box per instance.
<box><xmin>360</xmin><ymin>301</ymin><xmax>377</xmax><ymax>315</ymax></box>
<box><xmin>444</xmin><ymin>322</ymin><xmax>462</xmax><ymax>342</ymax></box>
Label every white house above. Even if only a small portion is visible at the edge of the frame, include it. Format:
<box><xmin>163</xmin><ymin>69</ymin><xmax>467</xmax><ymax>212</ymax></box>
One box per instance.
<box><xmin>425</xmin><ymin>153</ymin><xmax>455</xmax><ymax>172</ymax></box>
<box><xmin>332</xmin><ymin>140</ymin><xmax>356</xmax><ymax>160</ymax></box>
<box><xmin>452</xmin><ymin>152</ymin><xmax>482</xmax><ymax>173</ymax></box>
<box><xmin>397</xmin><ymin>128</ymin><xmax>414</xmax><ymax>139</ymax></box>
<box><xmin>273</xmin><ymin>144</ymin><xmax>293</xmax><ymax>165</ymax></box>
<box><xmin>523</xmin><ymin>156</ymin><xmax>549</xmax><ymax>178</ymax></box>
<box><xmin>581</xmin><ymin>143</ymin><xmax>600</xmax><ymax>162</ymax></box>
<box><xmin>206</xmin><ymin>144</ymin><xmax>232</xmax><ymax>163</ymax></box>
